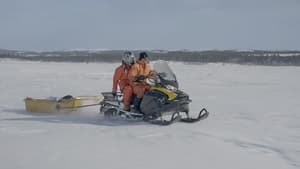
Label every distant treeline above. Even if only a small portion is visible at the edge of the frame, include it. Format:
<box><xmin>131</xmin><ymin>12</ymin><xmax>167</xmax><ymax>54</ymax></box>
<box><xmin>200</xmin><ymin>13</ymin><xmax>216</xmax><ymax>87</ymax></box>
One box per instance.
<box><xmin>1</xmin><ymin>49</ymin><xmax>300</xmax><ymax>66</ymax></box>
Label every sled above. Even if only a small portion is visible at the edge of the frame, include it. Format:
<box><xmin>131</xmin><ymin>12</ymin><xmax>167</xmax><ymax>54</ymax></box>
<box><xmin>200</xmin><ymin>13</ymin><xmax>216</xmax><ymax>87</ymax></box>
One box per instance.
<box><xmin>24</xmin><ymin>95</ymin><xmax>102</xmax><ymax>113</ymax></box>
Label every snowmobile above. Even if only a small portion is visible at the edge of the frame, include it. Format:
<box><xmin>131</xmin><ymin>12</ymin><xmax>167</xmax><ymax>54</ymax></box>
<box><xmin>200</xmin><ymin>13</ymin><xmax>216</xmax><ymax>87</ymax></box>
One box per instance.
<box><xmin>99</xmin><ymin>60</ymin><xmax>209</xmax><ymax>125</ymax></box>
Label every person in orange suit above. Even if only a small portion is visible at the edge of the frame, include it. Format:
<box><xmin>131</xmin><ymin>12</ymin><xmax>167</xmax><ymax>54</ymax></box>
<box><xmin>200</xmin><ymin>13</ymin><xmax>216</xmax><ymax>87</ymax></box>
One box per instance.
<box><xmin>112</xmin><ymin>51</ymin><xmax>135</xmax><ymax>111</ymax></box>
<box><xmin>128</xmin><ymin>52</ymin><xmax>154</xmax><ymax>111</ymax></box>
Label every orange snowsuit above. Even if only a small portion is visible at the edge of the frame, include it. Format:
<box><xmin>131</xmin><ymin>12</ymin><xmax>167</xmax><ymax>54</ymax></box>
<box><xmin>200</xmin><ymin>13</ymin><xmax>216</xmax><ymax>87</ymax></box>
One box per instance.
<box><xmin>128</xmin><ymin>60</ymin><xmax>153</xmax><ymax>98</ymax></box>
<box><xmin>112</xmin><ymin>64</ymin><xmax>133</xmax><ymax>107</ymax></box>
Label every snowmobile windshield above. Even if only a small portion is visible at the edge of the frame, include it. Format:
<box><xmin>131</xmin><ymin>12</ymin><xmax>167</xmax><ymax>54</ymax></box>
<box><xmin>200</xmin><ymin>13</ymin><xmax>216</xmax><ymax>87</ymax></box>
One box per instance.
<box><xmin>152</xmin><ymin>60</ymin><xmax>178</xmax><ymax>88</ymax></box>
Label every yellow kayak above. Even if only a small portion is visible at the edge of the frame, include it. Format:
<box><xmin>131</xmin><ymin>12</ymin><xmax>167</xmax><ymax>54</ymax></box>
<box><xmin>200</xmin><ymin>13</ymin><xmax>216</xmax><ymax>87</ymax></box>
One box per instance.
<box><xmin>24</xmin><ymin>95</ymin><xmax>102</xmax><ymax>113</ymax></box>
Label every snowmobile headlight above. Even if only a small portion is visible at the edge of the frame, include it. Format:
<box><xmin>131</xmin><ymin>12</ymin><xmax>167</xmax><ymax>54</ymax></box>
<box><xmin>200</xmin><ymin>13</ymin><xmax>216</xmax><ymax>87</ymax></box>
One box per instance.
<box><xmin>166</xmin><ymin>85</ymin><xmax>177</xmax><ymax>91</ymax></box>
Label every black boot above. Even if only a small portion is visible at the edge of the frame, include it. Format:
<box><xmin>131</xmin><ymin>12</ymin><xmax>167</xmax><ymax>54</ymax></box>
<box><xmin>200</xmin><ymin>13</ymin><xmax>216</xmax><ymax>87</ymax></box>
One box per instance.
<box><xmin>123</xmin><ymin>105</ymin><xmax>130</xmax><ymax>112</ymax></box>
<box><xmin>133</xmin><ymin>98</ymin><xmax>142</xmax><ymax>112</ymax></box>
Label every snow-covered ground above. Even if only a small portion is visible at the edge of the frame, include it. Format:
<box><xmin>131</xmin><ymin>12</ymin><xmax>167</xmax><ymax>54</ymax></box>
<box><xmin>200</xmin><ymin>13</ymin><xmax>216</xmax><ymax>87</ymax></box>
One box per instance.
<box><xmin>0</xmin><ymin>60</ymin><xmax>299</xmax><ymax>169</ymax></box>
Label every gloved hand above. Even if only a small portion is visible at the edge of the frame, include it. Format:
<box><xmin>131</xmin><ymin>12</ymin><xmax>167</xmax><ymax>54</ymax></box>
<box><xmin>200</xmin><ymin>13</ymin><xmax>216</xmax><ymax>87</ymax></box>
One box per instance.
<box><xmin>135</xmin><ymin>75</ymin><xmax>147</xmax><ymax>82</ymax></box>
<box><xmin>112</xmin><ymin>91</ymin><xmax>117</xmax><ymax>97</ymax></box>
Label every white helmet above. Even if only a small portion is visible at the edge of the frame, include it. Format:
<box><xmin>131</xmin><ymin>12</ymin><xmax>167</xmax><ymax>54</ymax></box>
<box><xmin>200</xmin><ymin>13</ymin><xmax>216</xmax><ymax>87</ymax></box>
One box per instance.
<box><xmin>122</xmin><ymin>51</ymin><xmax>135</xmax><ymax>66</ymax></box>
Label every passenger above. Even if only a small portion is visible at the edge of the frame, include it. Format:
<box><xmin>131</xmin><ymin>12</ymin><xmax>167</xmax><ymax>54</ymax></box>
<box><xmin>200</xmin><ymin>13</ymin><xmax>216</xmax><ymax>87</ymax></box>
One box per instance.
<box><xmin>112</xmin><ymin>51</ymin><xmax>135</xmax><ymax>111</ymax></box>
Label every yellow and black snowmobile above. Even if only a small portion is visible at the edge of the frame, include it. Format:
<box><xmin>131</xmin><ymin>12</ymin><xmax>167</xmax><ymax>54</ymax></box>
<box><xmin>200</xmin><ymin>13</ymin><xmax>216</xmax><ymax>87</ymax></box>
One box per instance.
<box><xmin>99</xmin><ymin>60</ymin><xmax>209</xmax><ymax>125</ymax></box>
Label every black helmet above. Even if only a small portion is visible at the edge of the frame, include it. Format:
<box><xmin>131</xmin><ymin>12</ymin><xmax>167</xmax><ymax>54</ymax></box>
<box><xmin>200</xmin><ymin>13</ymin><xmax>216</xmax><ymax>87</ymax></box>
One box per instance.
<box><xmin>139</xmin><ymin>52</ymin><xmax>149</xmax><ymax>60</ymax></box>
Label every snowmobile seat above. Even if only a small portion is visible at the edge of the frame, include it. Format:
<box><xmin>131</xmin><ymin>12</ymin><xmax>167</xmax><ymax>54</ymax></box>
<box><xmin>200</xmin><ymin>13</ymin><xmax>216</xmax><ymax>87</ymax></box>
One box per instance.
<box><xmin>101</xmin><ymin>92</ymin><xmax>118</xmax><ymax>101</ymax></box>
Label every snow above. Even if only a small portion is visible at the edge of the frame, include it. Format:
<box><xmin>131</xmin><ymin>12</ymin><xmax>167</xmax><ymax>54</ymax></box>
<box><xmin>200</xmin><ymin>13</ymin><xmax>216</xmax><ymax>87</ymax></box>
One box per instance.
<box><xmin>251</xmin><ymin>53</ymin><xmax>300</xmax><ymax>57</ymax></box>
<box><xmin>279</xmin><ymin>53</ymin><xmax>300</xmax><ymax>57</ymax></box>
<box><xmin>0</xmin><ymin>60</ymin><xmax>300</xmax><ymax>169</ymax></box>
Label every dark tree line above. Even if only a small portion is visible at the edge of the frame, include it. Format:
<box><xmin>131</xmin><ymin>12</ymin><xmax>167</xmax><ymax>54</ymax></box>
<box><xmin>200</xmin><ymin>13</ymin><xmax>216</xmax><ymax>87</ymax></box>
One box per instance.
<box><xmin>1</xmin><ymin>49</ymin><xmax>300</xmax><ymax>66</ymax></box>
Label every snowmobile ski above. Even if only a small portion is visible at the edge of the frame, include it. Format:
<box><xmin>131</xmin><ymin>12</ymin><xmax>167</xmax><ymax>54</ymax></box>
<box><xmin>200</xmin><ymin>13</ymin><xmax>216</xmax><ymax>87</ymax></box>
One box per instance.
<box><xmin>146</xmin><ymin>112</ymin><xmax>181</xmax><ymax>126</ymax></box>
<box><xmin>180</xmin><ymin>108</ymin><xmax>209</xmax><ymax>123</ymax></box>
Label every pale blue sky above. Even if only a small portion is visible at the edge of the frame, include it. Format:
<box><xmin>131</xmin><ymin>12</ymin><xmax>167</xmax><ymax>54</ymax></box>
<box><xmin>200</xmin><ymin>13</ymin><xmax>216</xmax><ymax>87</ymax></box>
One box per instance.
<box><xmin>0</xmin><ymin>0</ymin><xmax>299</xmax><ymax>50</ymax></box>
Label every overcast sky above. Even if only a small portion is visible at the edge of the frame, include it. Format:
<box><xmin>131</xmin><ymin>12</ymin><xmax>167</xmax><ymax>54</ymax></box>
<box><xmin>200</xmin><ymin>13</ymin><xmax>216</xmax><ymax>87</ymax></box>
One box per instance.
<box><xmin>0</xmin><ymin>0</ymin><xmax>299</xmax><ymax>51</ymax></box>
